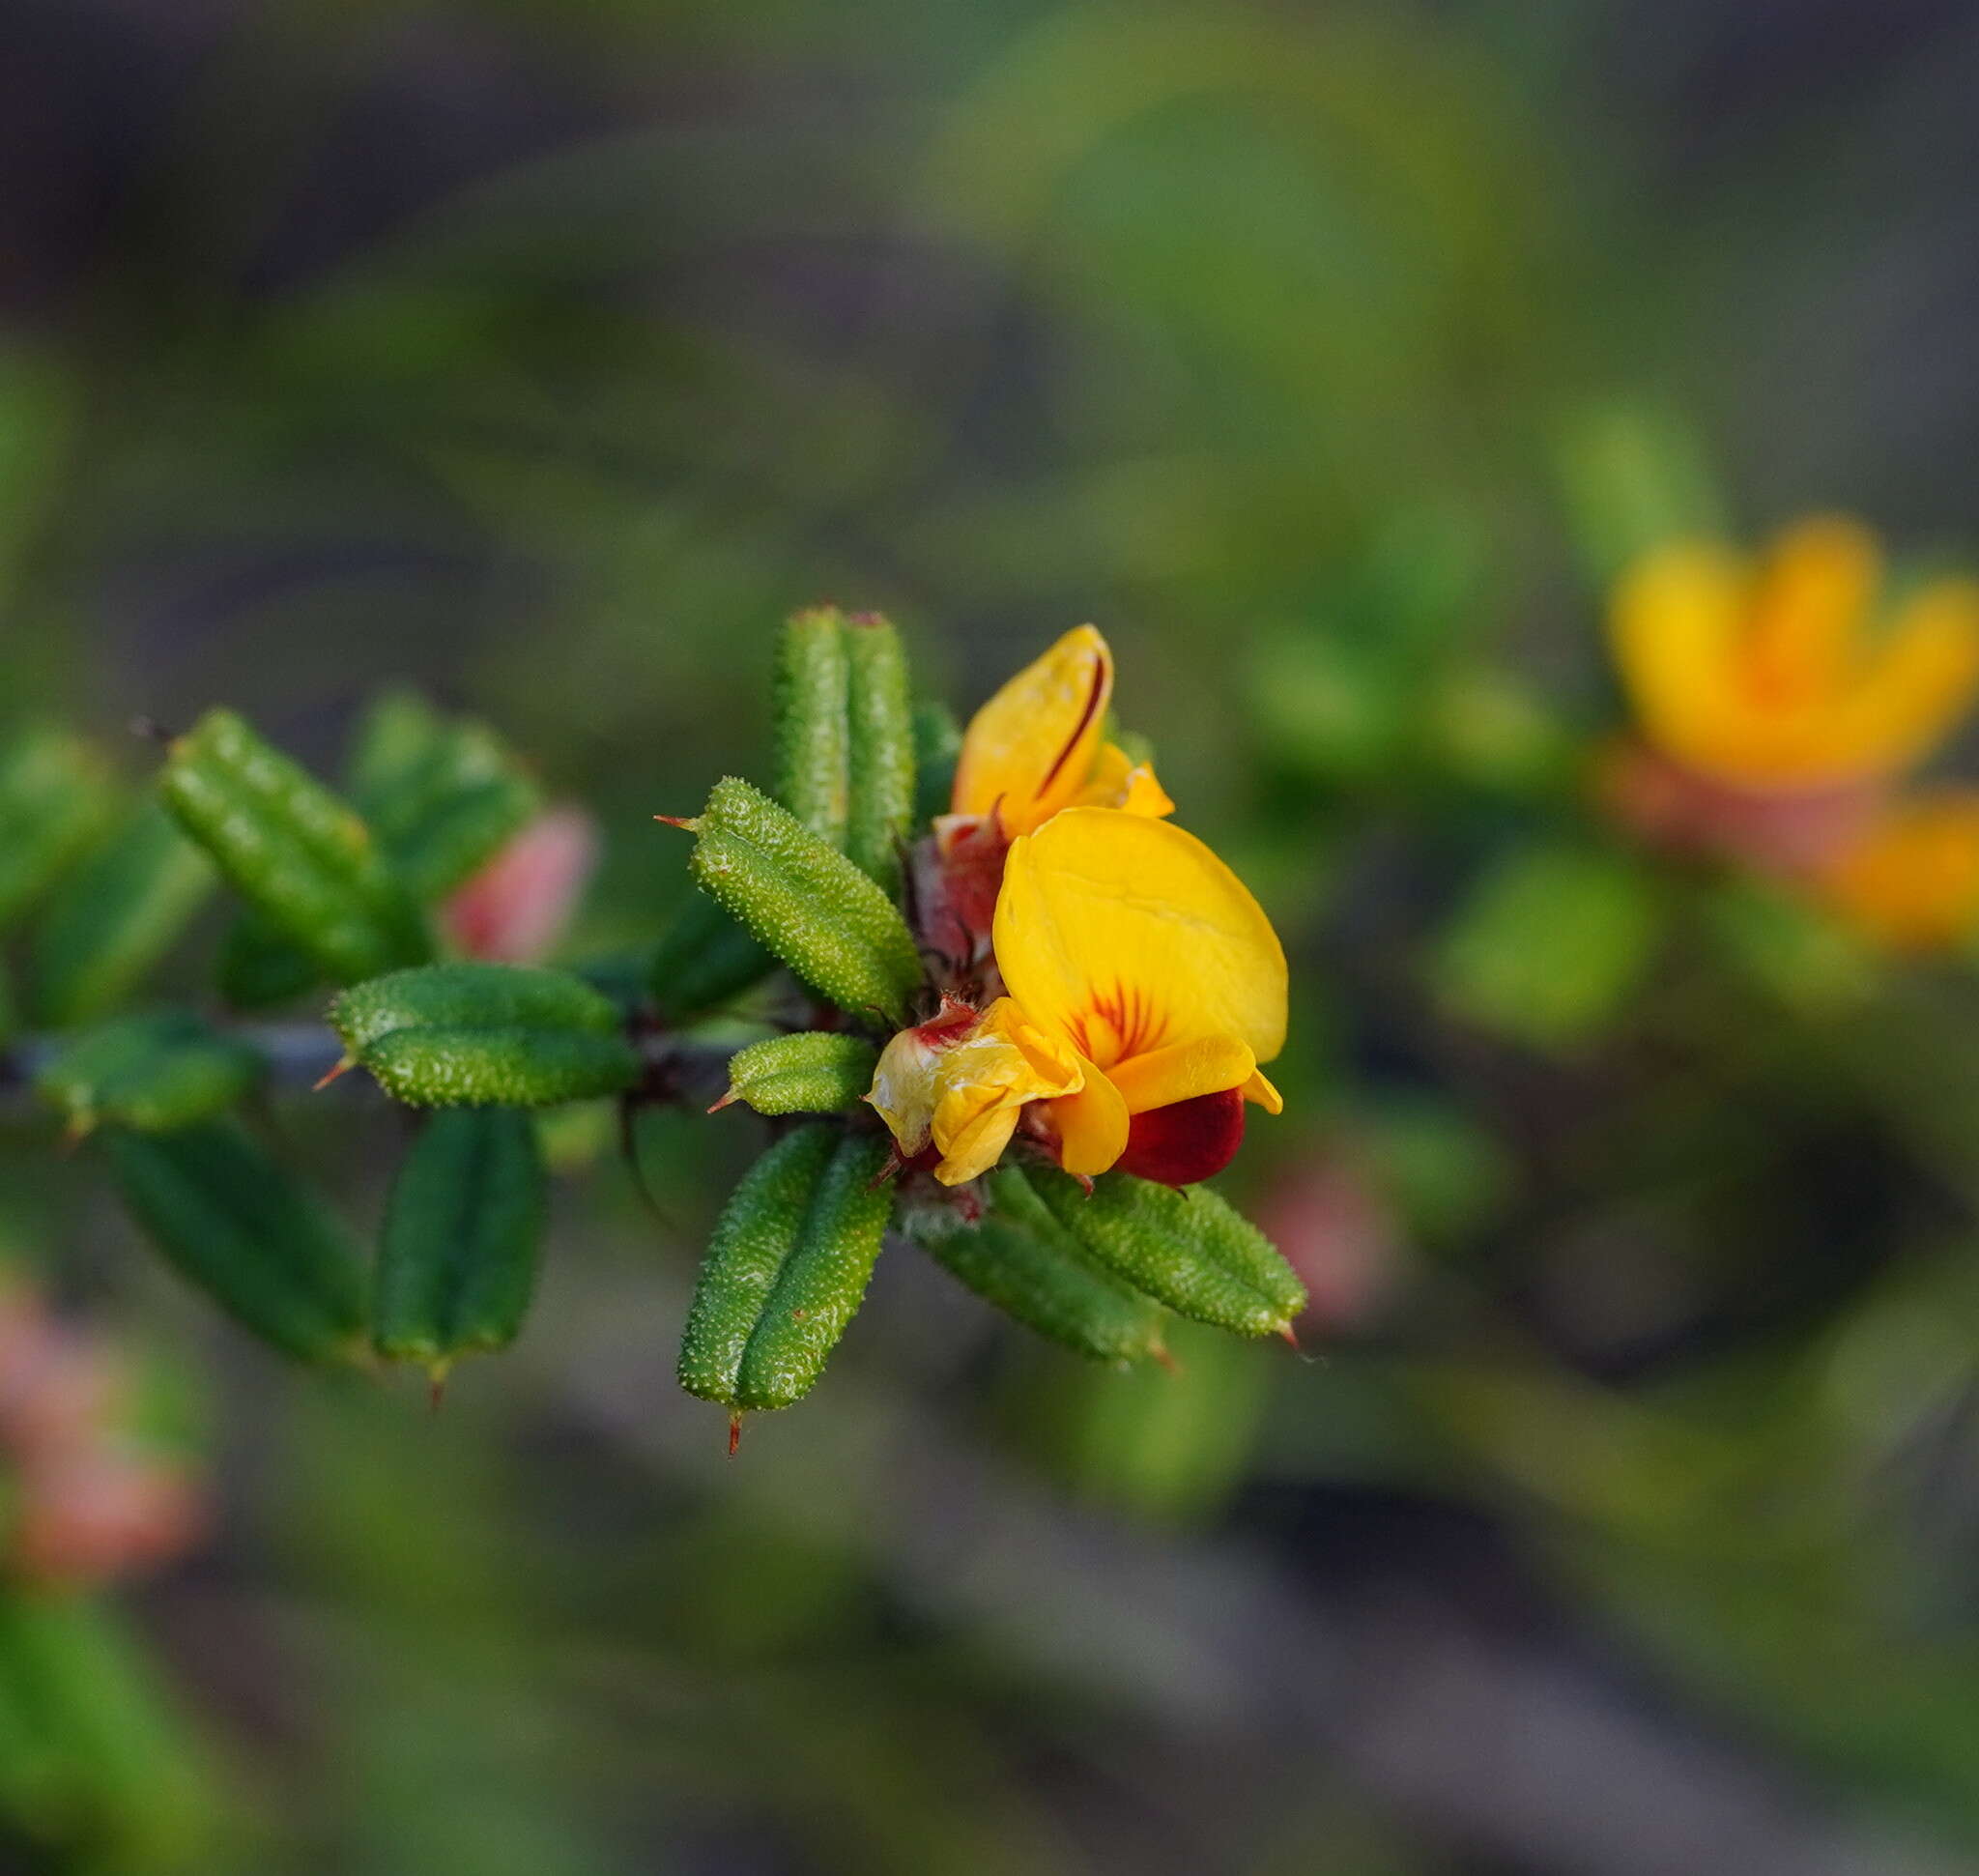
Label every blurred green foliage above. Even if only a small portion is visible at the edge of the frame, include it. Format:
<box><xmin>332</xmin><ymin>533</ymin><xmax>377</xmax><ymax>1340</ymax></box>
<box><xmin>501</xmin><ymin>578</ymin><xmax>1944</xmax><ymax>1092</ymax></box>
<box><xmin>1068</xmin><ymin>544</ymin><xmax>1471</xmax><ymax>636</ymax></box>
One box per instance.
<box><xmin>6</xmin><ymin>1</ymin><xmax>1979</xmax><ymax>1871</ymax></box>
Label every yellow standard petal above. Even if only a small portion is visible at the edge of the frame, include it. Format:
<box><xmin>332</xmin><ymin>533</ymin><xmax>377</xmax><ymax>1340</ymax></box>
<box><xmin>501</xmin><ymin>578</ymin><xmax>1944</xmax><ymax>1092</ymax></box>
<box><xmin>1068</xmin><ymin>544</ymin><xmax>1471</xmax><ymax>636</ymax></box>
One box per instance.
<box><xmin>927</xmin><ymin>998</ymin><xmax>1084</xmax><ymax>1185</ymax></box>
<box><xmin>994</xmin><ymin>808</ymin><xmax>1288</xmax><ymax>1073</ymax></box>
<box><xmin>1608</xmin><ymin>539</ymin><xmax>1750</xmax><ymax>783</ymax></box>
<box><xmin>1104</xmin><ymin>1035</ymin><xmax>1258</xmax><ymax>1114</ymax></box>
<box><xmin>950</xmin><ymin>625</ymin><xmax>1114</xmax><ymax>836</ymax></box>
<box><xmin>1740</xmin><ymin>515</ymin><xmax>1880</xmax><ymax>710</ymax></box>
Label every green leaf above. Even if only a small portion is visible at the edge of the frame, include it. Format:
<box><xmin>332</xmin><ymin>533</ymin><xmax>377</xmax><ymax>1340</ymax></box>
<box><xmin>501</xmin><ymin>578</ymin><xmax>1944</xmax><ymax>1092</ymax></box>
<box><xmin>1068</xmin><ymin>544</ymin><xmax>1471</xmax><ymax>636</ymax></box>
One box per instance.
<box><xmin>1553</xmin><ymin>397</ymin><xmax>1726</xmax><ymax>589</ymax></box>
<box><xmin>29</xmin><ymin>800</ymin><xmax>214</xmax><ymax>1027</ymax></box>
<box><xmin>374</xmin><ymin>1109</ymin><xmax>547</xmax><ymax>1374</ymax></box>
<box><xmin>844</xmin><ymin>613</ymin><xmax>916</xmax><ymax>893</ymax></box>
<box><xmin>910</xmin><ymin>700</ymin><xmax>962</xmax><ymax>825</ymax></box>
<box><xmin>647</xmin><ymin>892</ymin><xmax>776</xmax><ymax>1023</ymax></box>
<box><xmin>217</xmin><ymin>907</ymin><xmax>322</xmax><ymax>1010</ymax></box>
<box><xmin>344</xmin><ymin>685</ymin><xmax>446</xmax><ymax>811</ymax></box>
<box><xmin>0</xmin><ymin>1595</ymin><xmax>216</xmax><ymax>1866</ymax></box>
<box><xmin>678</xmin><ymin>1126</ymin><xmax>894</xmax><ymax>1414</ymax></box>
<box><xmin>331</xmin><ymin>962</ymin><xmax>623</xmax><ymax>1053</ymax></box>
<box><xmin>223</xmin><ymin>690</ymin><xmax>544</xmax><ymax>1006</ymax></box>
<box><xmin>330</xmin><ymin>963</ymin><xmax>638</xmax><ymax>1108</ymax></box>
<box><xmin>908</xmin><ymin>1169</ymin><xmax>1170</xmax><ymax>1364</ymax></box>
<box><xmin>158</xmin><ymin>708</ymin><xmax>431</xmax><ymax>985</ymax></box>
<box><xmin>35</xmin><ymin>1011</ymin><xmax>262</xmax><ymax>1135</ymax></box>
<box><xmin>678</xmin><ymin>776</ymin><xmax>923</xmax><ymax>1025</ymax></box>
<box><xmin>102</xmin><ymin>1120</ymin><xmax>365</xmax><ymax>1362</ymax></box>
<box><xmin>1030</xmin><ymin>1168</ymin><xmax>1305</xmax><ymax>1337</ymax></box>
<box><xmin>0</xmin><ymin>725</ymin><xmax>114</xmax><ymax>934</ymax></box>
<box><xmin>716</xmin><ymin>1031</ymin><xmax>879</xmax><ymax>1116</ymax></box>
<box><xmin>1431</xmin><ymin>839</ymin><xmax>1663</xmax><ymax>1052</ymax></box>
<box><xmin>359</xmin><ymin>715</ymin><xmax>541</xmax><ymax>902</ymax></box>
<box><xmin>358</xmin><ymin>1026</ymin><xmax>639</xmax><ymax>1108</ymax></box>
<box><xmin>773</xmin><ymin>607</ymin><xmax>852</xmax><ymax>847</ymax></box>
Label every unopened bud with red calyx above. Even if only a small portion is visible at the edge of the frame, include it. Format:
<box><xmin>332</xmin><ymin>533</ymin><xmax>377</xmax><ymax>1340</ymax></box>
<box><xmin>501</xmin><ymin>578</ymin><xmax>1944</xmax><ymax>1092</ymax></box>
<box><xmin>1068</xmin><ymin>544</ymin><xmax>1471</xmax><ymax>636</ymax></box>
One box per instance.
<box><xmin>1254</xmin><ymin>1153</ymin><xmax>1406</xmax><ymax>1332</ymax></box>
<box><xmin>1595</xmin><ymin>738</ymin><xmax>1881</xmax><ymax>879</ymax></box>
<box><xmin>443</xmin><ymin>806</ymin><xmax>599</xmax><ymax>964</ymax></box>
<box><xmin>11</xmin><ymin>1449</ymin><xmax>206</xmax><ymax>1590</ymax></box>
<box><xmin>865</xmin><ymin>996</ymin><xmax>984</xmax><ymax>1159</ymax></box>
<box><xmin>0</xmin><ymin>1275</ymin><xmax>209</xmax><ymax>1590</ymax></box>
<box><xmin>0</xmin><ymin>1291</ymin><xmax>122</xmax><ymax>1460</ymax></box>
<box><xmin>922</xmin><ymin>813</ymin><xmax>1008</xmax><ymax>962</ymax></box>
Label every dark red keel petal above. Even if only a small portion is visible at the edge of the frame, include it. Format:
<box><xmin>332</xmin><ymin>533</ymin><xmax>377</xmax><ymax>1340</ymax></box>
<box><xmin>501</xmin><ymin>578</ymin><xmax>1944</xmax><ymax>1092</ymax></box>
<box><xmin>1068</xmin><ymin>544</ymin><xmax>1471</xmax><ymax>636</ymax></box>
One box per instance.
<box><xmin>1114</xmin><ymin>1087</ymin><xmax>1247</xmax><ymax>1186</ymax></box>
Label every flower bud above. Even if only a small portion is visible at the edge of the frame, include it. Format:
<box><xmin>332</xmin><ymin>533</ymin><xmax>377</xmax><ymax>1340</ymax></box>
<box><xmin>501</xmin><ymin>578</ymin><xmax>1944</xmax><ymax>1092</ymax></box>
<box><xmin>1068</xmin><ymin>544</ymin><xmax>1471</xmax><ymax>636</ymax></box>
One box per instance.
<box><xmin>1254</xmin><ymin>1155</ymin><xmax>1404</xmax><ymax>1332</ymax></box>
<box><xmin>443</xmin><ymin>807</ymin><xmax>598</xmax><ymax>964</ymax></box>
<box><xmin>12</xmin><ymin>1452</ymin><xmax>205</xmax><ymax>1589</ymax></box>
<box><xmin>1597</xmin><ymin>738</ymin><xmax>1879</xmax><ymax>877</ymax></box>
<box><xmin>866</xmin><ymin>996</ymin><xmax>982</xmax><ymax>1158</ymax></box>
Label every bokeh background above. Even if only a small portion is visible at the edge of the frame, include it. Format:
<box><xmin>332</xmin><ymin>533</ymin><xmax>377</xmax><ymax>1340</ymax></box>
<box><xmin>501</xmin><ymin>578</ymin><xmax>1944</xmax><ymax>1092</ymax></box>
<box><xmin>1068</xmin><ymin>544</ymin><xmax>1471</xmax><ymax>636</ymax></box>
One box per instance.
<box><xmin>9</xmin><ymin>2</ymin><xmax>1979</xmax><ymax>1871</ymax></box>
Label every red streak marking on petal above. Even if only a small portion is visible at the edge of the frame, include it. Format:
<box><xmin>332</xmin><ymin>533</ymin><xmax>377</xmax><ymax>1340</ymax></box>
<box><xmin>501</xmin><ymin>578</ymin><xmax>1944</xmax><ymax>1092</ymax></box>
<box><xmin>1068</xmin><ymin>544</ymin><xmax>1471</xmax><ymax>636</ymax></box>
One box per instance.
<box><xmin>1079</xmin><ymin>979</ymin><xmax>1166</xmax><ymax>1066</ymax></box>
<box><xmin>1035</xmin><ymin>658</ymin><xmax>1108</xmax><ymax>800</ymax></box>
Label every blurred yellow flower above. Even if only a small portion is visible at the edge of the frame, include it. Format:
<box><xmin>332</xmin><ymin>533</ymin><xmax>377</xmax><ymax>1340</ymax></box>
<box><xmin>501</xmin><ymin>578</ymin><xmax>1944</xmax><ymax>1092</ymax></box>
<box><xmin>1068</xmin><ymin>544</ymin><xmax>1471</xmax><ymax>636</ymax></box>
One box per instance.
<box><xmin>1817</xmin><ymin>792</ymin><xmax>1979</xmax><ymax>954</ymax></box>
<box><xmin>1610</xmin><ymin>516</ymin><xmax>1979</xmax><ymax>791</ymax></box>
<box><xmin>874</xmin><ymin>808</ymin><xmax>1285</xmax><ymax>1187</ymax></box>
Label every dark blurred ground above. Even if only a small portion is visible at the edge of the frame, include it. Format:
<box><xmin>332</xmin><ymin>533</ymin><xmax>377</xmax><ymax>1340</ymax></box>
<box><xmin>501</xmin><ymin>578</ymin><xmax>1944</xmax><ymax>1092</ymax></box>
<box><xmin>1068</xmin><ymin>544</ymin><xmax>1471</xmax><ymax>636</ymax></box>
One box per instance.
<box><xmin>8</xmin><ymin>3</ymin><xmax>1979</xmax><ymax>1872</ymax></box>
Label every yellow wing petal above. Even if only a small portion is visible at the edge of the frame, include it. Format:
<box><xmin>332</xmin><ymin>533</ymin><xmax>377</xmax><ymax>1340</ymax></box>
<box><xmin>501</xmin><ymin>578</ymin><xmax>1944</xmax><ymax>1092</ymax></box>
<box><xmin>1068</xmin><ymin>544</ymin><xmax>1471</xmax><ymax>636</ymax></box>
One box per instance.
<box><xmin>1070</xmin><ymin>742</ymin><xmax>1177</xmax><ymax>819</ymax></box>
<box><xmin>1104</xmin><ymin>1035</ymin><xmax>1256</xmax><ymax>1113</ymax></box>
<box><xmin>1742</xmin><ymin>515</ymin><xmax>1880</xmax><ymax>709</ymax></box>
<box><xmin>994</xmin><ymin>808</ymin><xmax>1287</xmax><ymax>1071</ymax></box>
<box><xmin>1827</xmin><ymin>577</ymin><xmax>1979</xmax><ymax>779</ymax></box>
<box><xmin>1242</xmin><ymin>1067</ymin><xmax>1283</xmax><ymax>1113</ymax></box>
<box><xmin>1116</xmin><ymin>762</ymin><xmax>1176</xmax><ymax>819</ymax></box>
<box><xmin>951</xmin><ymin>625</ymin><xmax>1114</xmax><ymax>835</ymax></box>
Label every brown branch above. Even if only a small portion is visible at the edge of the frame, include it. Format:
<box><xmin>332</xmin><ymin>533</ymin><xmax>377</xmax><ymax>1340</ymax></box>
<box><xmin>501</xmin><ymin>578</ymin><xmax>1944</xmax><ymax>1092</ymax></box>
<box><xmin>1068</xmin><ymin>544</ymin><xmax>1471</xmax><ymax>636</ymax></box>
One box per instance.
<box><xmin>0</xmin><ymin>1023</ymin><xmax>739</xmax><ymax>1112</ymax></box>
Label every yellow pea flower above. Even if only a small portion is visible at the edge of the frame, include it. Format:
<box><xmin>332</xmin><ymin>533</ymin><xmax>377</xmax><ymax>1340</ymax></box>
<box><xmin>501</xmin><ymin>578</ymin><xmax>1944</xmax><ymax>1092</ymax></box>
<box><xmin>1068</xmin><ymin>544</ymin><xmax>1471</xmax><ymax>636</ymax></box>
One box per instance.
<box><xmin>872</xmin><ymin>808</ymin><xmax>1287</xmax><ymax>1188</ymax></box>
<box><xmin>995</xmin><ymin>809</ymin><xmax>1285</xmax><ymax>1179</ymax></box>
<box><xmin>931</xmin><ymin>626</ymin><xmax>1174</xmax><ymax>954</ymax></box>
<box><xmin>1816</xmin><ymin>791</ymin><xmax>1979</xmax><ymax>953</ymax></box>
<box><xmin>1610</xmin><ymin>516</ymin><xmax>1979</xmax><ymax>791</ymax></box>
